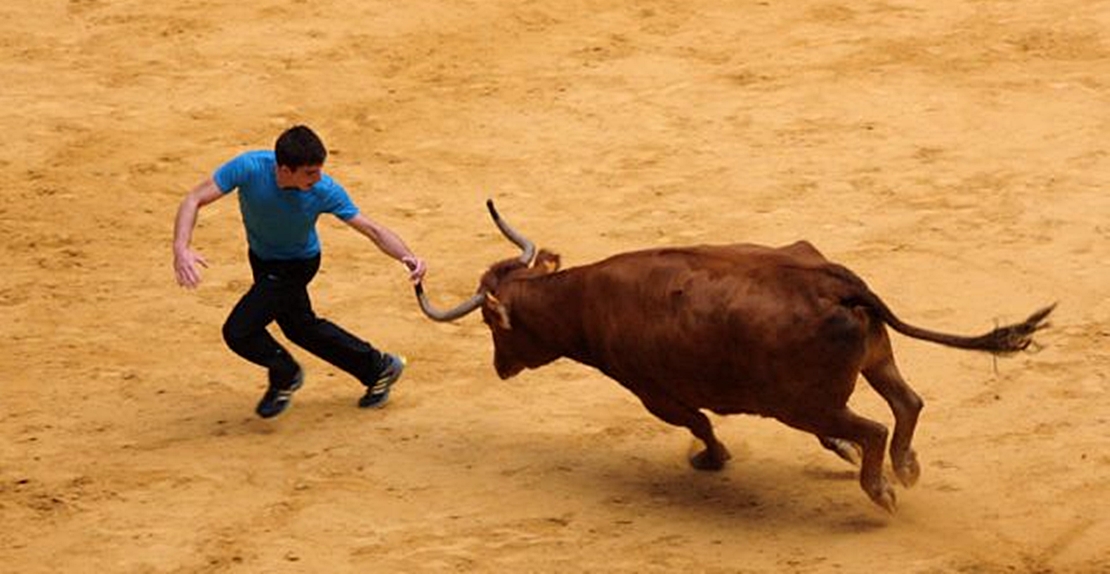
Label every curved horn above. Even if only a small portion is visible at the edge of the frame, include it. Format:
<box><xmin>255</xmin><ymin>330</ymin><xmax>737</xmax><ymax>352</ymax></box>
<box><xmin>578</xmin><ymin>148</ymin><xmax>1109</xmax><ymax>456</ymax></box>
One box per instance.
<box><xmin>487</xmin><ymin>199</ymin><xmax>535</xmax><ymax>265</ymax></box>
<box><xmin>412</xmin><ymin>200</ymin><xmax>535</xmax><ymax>322</ymax></box>
<box><xmin>414</xmin><ymin>283</ymin><xmax>486</xmax><ymax>322</ymax></box>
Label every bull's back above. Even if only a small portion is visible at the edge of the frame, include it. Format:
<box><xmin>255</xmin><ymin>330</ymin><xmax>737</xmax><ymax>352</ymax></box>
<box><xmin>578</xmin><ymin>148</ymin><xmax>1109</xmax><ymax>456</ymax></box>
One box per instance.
<box><xmin>577</xmin><ymin>243</ymin><xmax>838</xmax><ymax>332</ymax></box>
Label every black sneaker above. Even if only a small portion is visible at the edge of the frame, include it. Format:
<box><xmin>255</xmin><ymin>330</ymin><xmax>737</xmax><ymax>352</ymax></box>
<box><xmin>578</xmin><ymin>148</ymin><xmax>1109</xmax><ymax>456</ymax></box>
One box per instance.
<box><xmin>255</xmin><ymin>368</ymin><xmax>304</xmax><ymax>419</ymax></box>
<box><xmin>358</xmin><ymin>353</ymin><xmax>405</xmax><ymax>409</ymax></box>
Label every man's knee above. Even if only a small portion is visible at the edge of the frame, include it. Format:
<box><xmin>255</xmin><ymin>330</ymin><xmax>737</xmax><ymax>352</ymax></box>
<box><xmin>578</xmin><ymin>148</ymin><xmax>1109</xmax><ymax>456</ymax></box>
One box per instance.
<box><xmin>222</xmin><ymin>319</ymin><xmax>258</xmax><ymax>354</ymax></box>
<box><xmin>276</xmin><ymin>315</ymin><xmax>322</xmax><ymax>346</ymax></box>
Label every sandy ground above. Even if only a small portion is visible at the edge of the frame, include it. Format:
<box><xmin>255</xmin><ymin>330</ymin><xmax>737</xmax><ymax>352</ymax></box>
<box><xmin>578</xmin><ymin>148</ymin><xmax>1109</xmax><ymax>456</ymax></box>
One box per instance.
<box><xmin>2</xmin><ymin>0</ymin><xmax>1109</xmax><ymax>572</ymax></box>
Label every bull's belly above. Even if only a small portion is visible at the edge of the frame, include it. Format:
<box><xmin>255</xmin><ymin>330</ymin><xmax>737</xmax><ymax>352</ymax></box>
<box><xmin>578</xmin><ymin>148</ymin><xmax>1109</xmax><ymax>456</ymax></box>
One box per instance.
<box><xmin>599</xmin><ymin>339</ymin><xmax>865</xmax><ymax>417</ymax></box>
<box><xmin>590</xmin><ymin>303</ymin><xmax>869</xmax><ymax>415</ymax></box>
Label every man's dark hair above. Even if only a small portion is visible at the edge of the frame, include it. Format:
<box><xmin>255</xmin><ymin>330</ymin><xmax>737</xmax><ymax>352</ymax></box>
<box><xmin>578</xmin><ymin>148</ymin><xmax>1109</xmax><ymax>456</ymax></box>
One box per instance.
<box><xmin>275</xmin><ymin>125</ymin><xmax>327</xmax><ymax>169</ymax></box>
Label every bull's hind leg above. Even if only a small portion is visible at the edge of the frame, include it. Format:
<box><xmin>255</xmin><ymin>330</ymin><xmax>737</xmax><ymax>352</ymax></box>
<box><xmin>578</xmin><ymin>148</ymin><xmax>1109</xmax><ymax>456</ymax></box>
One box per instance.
<box><xmin>637</xmin><ymin>391</ymin><xmax>730</xmax><ymax>471</ymax></box>
<box><xmin>862</xmin><ymin>354</ymin><xmax>923</xmax><ymax>488</ymax></box>
<box><xmin>785</xmin><ymin>408</ymin><xmax>894</xmax><ymax>512</ymax></box>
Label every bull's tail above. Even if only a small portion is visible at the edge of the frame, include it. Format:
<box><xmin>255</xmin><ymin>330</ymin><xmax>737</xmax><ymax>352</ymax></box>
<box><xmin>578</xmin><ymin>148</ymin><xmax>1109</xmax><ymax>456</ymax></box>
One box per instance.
<box><xmin>865</xmin><ymin>295</ymin><xmax>1055</xmax><ymax>354</ymax></box>
<box><xmin>831</xmin><ymin>266</ymin><xmax>1056</xmax><ymax>354</ymax></box>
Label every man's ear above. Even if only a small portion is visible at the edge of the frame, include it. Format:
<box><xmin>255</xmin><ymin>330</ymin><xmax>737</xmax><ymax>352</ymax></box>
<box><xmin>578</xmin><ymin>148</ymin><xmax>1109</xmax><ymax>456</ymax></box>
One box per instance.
<box><xmin>485</xmin><ymin>293</ymin><xmax>512</xmax><ymax>330</ymax></box>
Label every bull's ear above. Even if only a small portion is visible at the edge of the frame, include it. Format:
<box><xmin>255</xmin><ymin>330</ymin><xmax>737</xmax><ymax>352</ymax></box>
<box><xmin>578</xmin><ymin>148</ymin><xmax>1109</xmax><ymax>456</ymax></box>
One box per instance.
<box><xmin>535</xmin><ymin>250</ymin><xmax>561</xmax><ymax>273</ymax></box>
<box><xmin>485</xmin><ymin>293</ymin><xmax>512</xmax><ymax>330</ymax></box>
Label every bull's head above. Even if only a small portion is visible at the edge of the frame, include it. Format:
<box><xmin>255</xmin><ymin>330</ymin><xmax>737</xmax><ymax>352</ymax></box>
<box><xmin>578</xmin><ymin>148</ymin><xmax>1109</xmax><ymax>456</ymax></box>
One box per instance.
<box><xmin>415</xmin><ymin>200</ymin><xmax>561</xmax><ymax>378</ymax></box>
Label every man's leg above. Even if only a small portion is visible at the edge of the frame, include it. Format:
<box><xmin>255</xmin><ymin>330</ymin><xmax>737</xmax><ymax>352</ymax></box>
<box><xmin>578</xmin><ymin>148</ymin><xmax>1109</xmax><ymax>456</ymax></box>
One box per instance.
<box><xmin>278</xmin><ymin>306</ymin><xmax>404</xmax><ymax>409</ymax></box>
<box><xmin>276</xmin><ymin>293</ymin><xmax>385</xmax><ymax>384</ymax></box>
<box><xmin>222</xmin><ymin>284</ymin><xmax>302</xmax><ymax>385</ymax></box>
<box><xmin>274</xmin><ymin>256</ymin><xmax>400</xmax><ymax>406</ymax></box>
<box><xmin>222</xmin><ymin>254</ymin><xmax>304</xmax><ymax>417</ymax></box>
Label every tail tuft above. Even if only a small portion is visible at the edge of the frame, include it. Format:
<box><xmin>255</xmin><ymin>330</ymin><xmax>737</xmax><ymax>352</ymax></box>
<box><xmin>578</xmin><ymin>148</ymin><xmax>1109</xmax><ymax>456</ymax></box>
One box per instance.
<box><xmin>979</xmin><ymin>303</ymin><xmax>1056</xmax><ymax>355</ymax></box>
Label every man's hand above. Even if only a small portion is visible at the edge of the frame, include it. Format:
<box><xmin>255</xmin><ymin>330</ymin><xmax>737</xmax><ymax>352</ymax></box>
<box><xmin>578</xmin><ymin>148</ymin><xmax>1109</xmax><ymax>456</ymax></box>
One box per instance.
<box><xmin>174</xmin><ymin>247</ymin><xmax>209</xmax><ymax>288</ymax></box>
<box><xmin>402</xmin><ymin>256</ymin><xmax>427</xmax><ymax>284</ymax></box>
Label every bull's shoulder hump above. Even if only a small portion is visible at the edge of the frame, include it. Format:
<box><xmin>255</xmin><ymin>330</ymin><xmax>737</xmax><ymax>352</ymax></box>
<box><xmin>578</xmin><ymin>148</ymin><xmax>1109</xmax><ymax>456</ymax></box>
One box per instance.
<box><xmin>777</xmin><ymin>240</ymin><xmax>829</xmax><ymax>263</ymax></box>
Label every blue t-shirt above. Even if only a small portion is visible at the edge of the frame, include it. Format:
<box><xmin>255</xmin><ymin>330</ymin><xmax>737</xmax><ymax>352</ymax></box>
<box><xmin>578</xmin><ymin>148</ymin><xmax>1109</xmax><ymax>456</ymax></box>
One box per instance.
<box><xmin>213</xmin><ymin>150</ymin><xmax>360</xmax><ymax>260</ymax></box>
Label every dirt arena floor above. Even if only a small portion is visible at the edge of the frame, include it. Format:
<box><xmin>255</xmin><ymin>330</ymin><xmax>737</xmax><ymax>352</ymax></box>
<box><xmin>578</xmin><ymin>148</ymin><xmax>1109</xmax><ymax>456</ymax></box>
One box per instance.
<box><xmin>3</xmin><ymin>1</ymin><xmax>1109</xmax><ymax>572</ymax></box>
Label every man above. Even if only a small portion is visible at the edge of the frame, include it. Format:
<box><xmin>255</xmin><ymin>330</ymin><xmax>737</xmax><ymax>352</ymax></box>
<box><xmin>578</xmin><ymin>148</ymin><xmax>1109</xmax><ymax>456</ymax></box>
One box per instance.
<box><xmin>173</xmin><ymin>125</ymin><xmax>427</xmax><ymax>418</ymax></box>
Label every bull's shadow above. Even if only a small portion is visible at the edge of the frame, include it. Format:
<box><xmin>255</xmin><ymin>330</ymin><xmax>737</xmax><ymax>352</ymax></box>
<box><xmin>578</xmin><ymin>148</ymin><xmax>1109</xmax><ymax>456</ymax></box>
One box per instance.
<box><xmin>462</xmin><ymin>413</ymin><xmax>895</xmax><ymax>533</ymax></box>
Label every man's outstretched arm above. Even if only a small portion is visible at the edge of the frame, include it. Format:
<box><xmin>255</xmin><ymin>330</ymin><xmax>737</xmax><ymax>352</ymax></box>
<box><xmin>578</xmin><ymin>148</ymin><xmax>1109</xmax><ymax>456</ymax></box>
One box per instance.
<box><xmin>173</xmin><ymin>177</ymin><xmax>225</xmax><ymax>288</ymax></box>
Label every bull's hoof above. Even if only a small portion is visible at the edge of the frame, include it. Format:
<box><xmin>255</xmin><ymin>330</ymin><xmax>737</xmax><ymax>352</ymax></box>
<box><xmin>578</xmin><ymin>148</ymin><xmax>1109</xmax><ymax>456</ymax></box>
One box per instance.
<box><xmin>820</xmin><ymin>437</ymin><xmax>862</xmax><ymax>467</ymax></box>
<box><xmin>689</xmin><ymin>445</ymin><xmax>731</xmax><ymax>471</ymax></box>
<box><xmin>893</xmin><ymin>450</ymin><xmax>920</xmax><ymax>488</ymax></box>
<box><xmin>866</xmin><ymin>477</ymin><xmax>897</xmax><ymax>514</ymax></box>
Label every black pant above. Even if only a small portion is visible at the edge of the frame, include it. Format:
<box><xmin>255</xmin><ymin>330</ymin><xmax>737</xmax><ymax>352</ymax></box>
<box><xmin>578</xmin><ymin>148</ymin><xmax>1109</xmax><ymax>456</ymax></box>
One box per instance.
<box><xmin>222</xmin><ymin>251</ymin><xmax>385</xmax><ymax>387</ymax></box>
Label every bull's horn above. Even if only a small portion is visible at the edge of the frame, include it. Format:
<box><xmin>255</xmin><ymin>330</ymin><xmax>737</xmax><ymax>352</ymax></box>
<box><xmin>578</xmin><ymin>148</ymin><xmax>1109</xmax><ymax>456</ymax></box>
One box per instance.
<box><xmin>414</xmin><ymin>283</ymin><xmax>486</xmax><ymax>322</ymax></box>
<box><xmin>487</xmin><ymin>199</ymin><xmax>535</xmax><ymax>265</ymax></box>
<box><xmin>414</xmin><ymin>200</ymin><xmax>533</xmax><ymax>322</ymax></box>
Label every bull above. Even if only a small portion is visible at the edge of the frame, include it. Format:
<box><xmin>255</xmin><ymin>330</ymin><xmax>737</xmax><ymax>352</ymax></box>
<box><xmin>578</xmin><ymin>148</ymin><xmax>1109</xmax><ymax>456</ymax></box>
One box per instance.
<box><xmin>415</xmin><ymin>200</ymin><xmax>1054</xmax><ymax>511</ymax></box>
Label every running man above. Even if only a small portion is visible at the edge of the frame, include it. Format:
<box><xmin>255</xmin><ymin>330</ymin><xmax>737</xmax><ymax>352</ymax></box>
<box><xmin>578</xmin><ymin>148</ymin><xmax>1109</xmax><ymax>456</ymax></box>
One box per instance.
<box><xmin>173</xmin><ymin>125</ymin><xmax>426</xmax><ymax>418</ymax></box>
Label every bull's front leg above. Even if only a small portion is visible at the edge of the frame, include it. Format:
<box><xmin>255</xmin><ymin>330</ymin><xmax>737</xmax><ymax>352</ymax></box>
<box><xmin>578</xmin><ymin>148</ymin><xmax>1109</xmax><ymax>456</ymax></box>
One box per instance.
<box><xmin>636</xmin><ymin>390</ymin><xmax>731</xmax><ymax>471</ymax></box>
<box><xmin>686</xmin><ymin>436</ymin><xmax>732</xmax><ymax>471</ymax></box>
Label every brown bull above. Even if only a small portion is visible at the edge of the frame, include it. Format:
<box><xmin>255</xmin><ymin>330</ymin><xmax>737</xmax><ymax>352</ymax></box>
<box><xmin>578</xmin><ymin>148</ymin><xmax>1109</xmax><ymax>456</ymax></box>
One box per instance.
<box><xmin>416</xmin><ymin>200</ymin><xmax>1054</xmax><ymax>511</ymax></box>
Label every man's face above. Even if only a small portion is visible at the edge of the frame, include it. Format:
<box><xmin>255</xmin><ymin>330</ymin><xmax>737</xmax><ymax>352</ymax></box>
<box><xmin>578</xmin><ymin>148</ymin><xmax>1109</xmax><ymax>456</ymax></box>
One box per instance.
<box><xmin>276</xmin><ymin>164</ymin><xmax>323</xmax><ymax>191</ymax></box>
